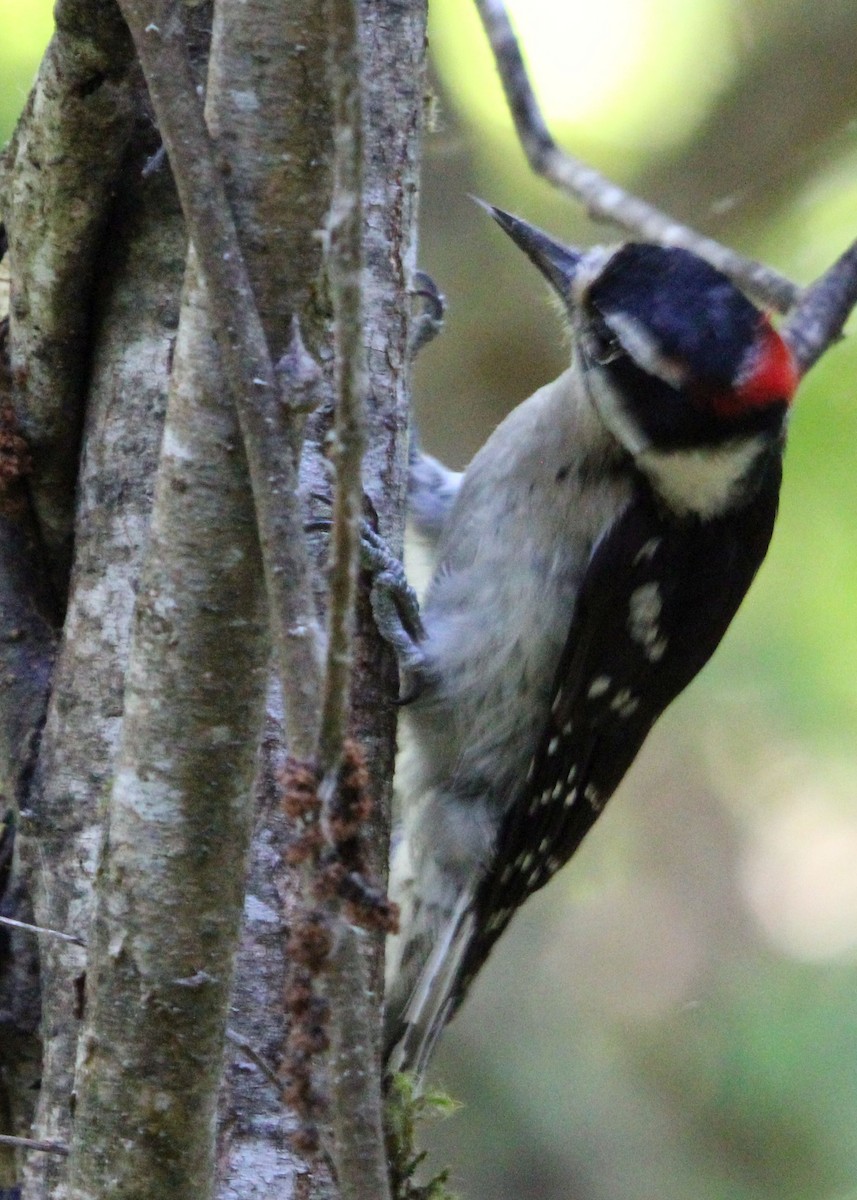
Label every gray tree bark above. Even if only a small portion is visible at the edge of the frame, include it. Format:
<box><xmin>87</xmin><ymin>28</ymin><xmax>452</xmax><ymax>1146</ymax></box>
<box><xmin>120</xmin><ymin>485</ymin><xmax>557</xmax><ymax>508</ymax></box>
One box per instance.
<box><xmin>0</xmin><ymin>0</ymin><xmax>427</xmax><ymax>1196</ymax></box>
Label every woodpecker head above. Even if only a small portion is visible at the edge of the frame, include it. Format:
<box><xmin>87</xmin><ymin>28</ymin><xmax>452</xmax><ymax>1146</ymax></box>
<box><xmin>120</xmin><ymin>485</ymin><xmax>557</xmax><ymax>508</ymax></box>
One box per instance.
<box><xmin>482</xmin><ymin>203</ymin><xmax>799</xmax><ymax>518</ymax></box>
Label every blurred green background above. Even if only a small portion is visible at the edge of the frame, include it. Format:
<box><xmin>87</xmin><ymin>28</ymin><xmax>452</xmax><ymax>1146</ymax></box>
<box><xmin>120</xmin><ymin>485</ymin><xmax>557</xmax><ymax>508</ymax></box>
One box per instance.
<box><xmin>4</xmin><ymin>3</ymin><xmax>857</xmax><ymax>1199</ymax></box>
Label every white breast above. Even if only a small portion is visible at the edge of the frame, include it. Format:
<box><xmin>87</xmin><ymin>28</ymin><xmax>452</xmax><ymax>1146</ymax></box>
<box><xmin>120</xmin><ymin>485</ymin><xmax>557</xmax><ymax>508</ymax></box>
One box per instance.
<box><xmin>404</xmin><ymin>365</ymin><xmax>632</xmax><ymax>805</ymax></box>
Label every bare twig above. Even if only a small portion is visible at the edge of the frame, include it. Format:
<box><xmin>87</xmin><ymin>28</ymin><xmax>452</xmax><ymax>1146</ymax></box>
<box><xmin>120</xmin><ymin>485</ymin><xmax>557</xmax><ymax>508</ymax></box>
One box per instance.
<box><xmin>115</xmin><ymin>0</ymin><xmax>324</xmax><ymax>761</ymax></box>
<box><xmin>316</xmin><ymin>5</ymin><xmax>391</xmax><ymax>1200</ymax></box>
<box><xmin>0</xmin><ymin>1134</ymin><xmax>68</xmax><ymax>1157</ymax></box>
<box><xmin>0</xmin><ymin>915</ymin><xmax>84</xmax><ymax>947</ymax></box>
<box><xmin>472</xmin><ymin>0</ymin><xmax>799</xmax><ymax>312</ymax></box>
<box><xmin>225</xmin><ymin>1027</ymin><xmax>287</xmax><ymax>1100</ymax></box>
<box><xmin>782</xmin><ymin>238</ymin><xmax>857</xmax><ymax>374</ymax></box>
<box><xmin>316</xmin><ymin>0</ymin><xmax>368</xmax><ymax>781</ymax></box>
<box><xmin>474</xmin><ymin>0</ymin><xmax>857</xmax><ymax>380</ymax></box>
<box><xmin>324</xmin><ymin>922</ymin><xmax>389</xmax><ymax>1200</ymax></box>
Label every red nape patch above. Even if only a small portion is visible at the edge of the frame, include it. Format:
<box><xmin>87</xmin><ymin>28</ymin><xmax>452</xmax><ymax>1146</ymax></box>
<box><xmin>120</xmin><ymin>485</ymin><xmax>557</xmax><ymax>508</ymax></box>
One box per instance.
<box><xmin>733</xmin><ymin>318</ymin><xmax>799</xmax><ymax>409</ymax></box>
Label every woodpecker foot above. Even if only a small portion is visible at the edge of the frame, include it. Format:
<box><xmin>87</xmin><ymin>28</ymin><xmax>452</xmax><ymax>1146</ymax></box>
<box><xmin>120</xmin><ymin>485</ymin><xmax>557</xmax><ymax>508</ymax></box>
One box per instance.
<box><xmin>409</xmin><ymin>271</ymin><xmax>445</xmax><ymax>360</ymax></box>
<box><xmin>307</xmin><ymin>514</ymin><xmax>425</xmax><ymax>680</ymax></box>
<box><xmin>360</xmin><ymin>523</ymin><xmax>425</xmax><ymax>679</ymax></box>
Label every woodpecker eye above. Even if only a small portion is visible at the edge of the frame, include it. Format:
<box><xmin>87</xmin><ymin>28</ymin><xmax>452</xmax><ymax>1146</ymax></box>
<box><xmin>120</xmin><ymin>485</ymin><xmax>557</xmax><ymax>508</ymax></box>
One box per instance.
<box><xmin>597</xmin><ymin>308</ymin><xmax>691</xmax><ymax>392</ymax></box>
<box><xmin>590</xmin><ymin>244</ymin><xmax>763</xmax><ymax>388</ymax></box>
<box><xmin>583</xmin><ymin>312</ymin><xmax>625</xmax><ymax>368</ymax></box>
<box><xmin>580</xmin><ymin>245</ymin><xmax>796</xmax><ymax>449</ymax></box>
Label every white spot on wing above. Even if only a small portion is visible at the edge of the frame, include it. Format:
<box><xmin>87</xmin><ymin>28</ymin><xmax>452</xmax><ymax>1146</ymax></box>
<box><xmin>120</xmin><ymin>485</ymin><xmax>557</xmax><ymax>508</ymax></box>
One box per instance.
<box><xmin>584</xmin><ymin>783</ymin><xmax>602</xmax><ymax>811</ymax></box>
<box><xmin>633</xmin><ymin>537</ymin><xmax>662</xmax><ymax>565</ymax></box>
<box><xmin>587</xmin><ymin>675</ymin><xmax>611</xmax><ymax>699</ymax></box>
<box><xmin>610</xmin><ymin>687</ymin><xmax>640</xmax><ymax>717</ymax></box>
<box><xmin>628</xmin><ymin>583</ymin><xmax>668</xmax><ymax>662</ymax></box>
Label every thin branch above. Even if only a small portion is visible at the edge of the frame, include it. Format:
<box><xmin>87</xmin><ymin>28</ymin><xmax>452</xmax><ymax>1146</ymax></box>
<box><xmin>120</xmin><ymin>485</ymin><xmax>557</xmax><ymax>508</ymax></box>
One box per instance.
<box><xmin>782</xmin><ymin>237</ymin><xmax>857</xmax><ymax>374</ymax></box>
<box><xmin>0</xmin><ymin>1134</ymin><xmax>68</xmax><ymax>1157</ymax></box>
<box><xmin>475</xmin><ymin>0</ymin><xmax>857</xmax><ymax>378</ymax></box>
<box><xmin>324</xmin><ymin>922</ymin><xmax>389</xmax><ymax>1200</ymax></box>
<box><xmin>0</xmin><ymin>915</ymin><xmax>84</xmax><ymax>947</ymax></box>
<box><xmin>115</xmin><ymin>0</ymin><xmax>324</xmax><ymax>761</ymax></box>
<box><xmin>316</xmin><ymin>5</ymin><xmax>391</xmax><ymax>1200</ymax></box>
<box><xmin>225</xmin><ymin>1027</ymin><xmax>287</xmax><ymax>1100</ymax></box>
<box><xmin>472</xmin><ymin>0</ymin><xmax>799</xmax><ymax>312</ymax></box>
<box><xmin>316</xmin><ymin>0</ymin><xmax>367</xmax><ymax>781</ymax></box>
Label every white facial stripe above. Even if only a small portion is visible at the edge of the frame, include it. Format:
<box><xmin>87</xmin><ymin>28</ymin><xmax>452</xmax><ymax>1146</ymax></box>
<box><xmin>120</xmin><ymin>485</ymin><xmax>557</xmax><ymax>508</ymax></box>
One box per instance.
<box><xmin>603</xmin><ymin>310</ymin><xmax>689</xmax><ymax>390</ymax></box>
<box><xmin>636</xmin><ymin>436</ymin><xmax>766</xmax><ymax>518</ymax></box>
<box><xmin>581</xmin><ymin>356</ymin><xmax>651</xmax><ymax>457</ymax></box>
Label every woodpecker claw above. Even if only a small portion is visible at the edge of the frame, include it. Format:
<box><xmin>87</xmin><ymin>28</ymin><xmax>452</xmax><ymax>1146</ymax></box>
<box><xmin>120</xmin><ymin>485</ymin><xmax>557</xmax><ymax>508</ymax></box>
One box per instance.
<box><xmin>359</xmin><ymin>522</ymin><xmax>425</xmax><ymax>682</ymax></box>
<box><xmin>409</xmin><ymin>271</ymin><xmax>446</xmax><ymax>359</ymax></box>
<box><xmin>309</xmin><ymin>513</ymin><xmax>426</xmax><ymax>683</ymax></box>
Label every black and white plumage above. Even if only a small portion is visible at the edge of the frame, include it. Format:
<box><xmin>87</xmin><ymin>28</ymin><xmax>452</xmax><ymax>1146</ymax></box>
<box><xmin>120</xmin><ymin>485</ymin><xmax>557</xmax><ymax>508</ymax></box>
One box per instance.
<box><xmin>383</xmin><ymin>208</ymin><xmax>799</xmax><ymax>1077</ymax></box>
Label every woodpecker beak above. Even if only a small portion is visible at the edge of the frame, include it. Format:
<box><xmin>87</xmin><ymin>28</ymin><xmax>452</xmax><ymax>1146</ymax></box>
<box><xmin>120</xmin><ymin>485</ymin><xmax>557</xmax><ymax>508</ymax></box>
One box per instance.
<box><xmin>475</xmin><ymin>199</ymin><xmax>582</xmax><ymax>301</ymax></box>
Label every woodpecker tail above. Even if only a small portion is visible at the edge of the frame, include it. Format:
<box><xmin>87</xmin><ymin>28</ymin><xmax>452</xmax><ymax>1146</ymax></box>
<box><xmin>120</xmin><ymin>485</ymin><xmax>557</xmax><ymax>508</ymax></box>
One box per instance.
<box><xmin>384</xmin><ymin>884</ymin><xmax>476</xmax><ymax>1080</ymax></box>
<box><xmin>384</xmin><ymin>691</ymin><xmax>498</xmax><ymax>1077</ymax></box>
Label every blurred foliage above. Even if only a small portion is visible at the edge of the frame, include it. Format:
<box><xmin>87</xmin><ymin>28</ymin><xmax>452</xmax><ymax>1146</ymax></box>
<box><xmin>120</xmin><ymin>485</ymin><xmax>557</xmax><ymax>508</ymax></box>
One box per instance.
<box><xmin>417</xmin><ymin>4</ymin><xmax>857</xmax><ymax>1200</ymax></box>
<box><xmin>4</xmin><ymin>2</ymin><xmax>857</xmax><ymax>1199</ymax></box>
<box><xmin>0</xmin><ymin>0</ymin><xmax>54</xmax><ymax>140</ymax></box>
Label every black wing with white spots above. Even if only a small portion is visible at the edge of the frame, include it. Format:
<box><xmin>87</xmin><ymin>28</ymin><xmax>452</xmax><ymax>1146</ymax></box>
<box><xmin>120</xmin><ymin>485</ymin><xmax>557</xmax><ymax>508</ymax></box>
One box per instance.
<box><xmin>454</xmin><ymin>456</ymin><xmax>782</xmax><ymax>1002</ymax></box>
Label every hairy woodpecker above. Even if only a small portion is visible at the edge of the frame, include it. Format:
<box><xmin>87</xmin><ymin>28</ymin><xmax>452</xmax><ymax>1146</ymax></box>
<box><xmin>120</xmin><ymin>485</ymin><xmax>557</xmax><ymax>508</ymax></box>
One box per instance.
<box><xmin>383</xmin><ymin>207</ymin><xmax>799</xmax><ymax>1077</ymax></box>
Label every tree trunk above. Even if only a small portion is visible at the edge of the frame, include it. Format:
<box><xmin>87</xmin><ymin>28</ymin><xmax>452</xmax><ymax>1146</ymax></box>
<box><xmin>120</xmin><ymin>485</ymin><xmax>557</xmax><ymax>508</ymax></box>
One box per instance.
<box><xmin>0</xmin><ymin>0</ymin><xmax>427</xmax><ymax>1195</ymax></box>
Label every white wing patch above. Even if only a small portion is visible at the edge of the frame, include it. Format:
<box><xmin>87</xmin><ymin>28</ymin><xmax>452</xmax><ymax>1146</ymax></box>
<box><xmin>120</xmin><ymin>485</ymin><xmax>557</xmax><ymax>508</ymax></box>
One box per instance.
<box><xmin>628</xmin><ymin>582</ymin><xmax>668</xmax><ymax>662</ymax></box>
